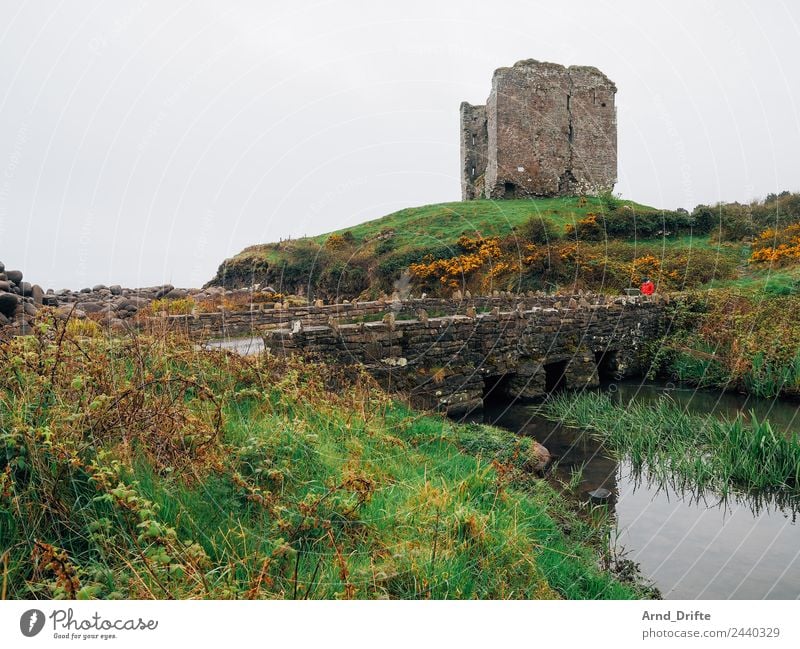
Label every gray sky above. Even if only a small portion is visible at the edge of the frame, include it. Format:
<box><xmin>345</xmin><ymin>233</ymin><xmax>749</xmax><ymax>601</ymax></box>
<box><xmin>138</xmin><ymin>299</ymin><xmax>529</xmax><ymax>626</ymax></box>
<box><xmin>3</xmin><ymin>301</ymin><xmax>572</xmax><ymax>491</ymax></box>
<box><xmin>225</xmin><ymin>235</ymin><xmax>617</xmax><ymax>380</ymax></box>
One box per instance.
<box><xmin>1</xmin><ymin>0</ymin><xmax>798</xmax><ymax>290</ymax></box>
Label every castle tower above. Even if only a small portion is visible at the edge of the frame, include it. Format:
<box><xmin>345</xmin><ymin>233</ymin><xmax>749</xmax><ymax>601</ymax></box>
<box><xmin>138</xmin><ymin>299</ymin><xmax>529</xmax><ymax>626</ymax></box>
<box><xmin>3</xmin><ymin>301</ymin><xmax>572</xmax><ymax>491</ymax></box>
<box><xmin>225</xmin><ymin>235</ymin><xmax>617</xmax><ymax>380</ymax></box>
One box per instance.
<box><xmin>460</xmin><ymin>59</ymin><xmax>617</xmax><ymax>200</ymax></box>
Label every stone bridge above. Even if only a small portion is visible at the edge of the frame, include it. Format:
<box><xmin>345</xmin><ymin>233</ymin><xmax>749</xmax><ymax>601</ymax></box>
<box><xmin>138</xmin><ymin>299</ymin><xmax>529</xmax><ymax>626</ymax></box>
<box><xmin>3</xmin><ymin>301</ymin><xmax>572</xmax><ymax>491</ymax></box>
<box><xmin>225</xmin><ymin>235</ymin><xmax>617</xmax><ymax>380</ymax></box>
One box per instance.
<box><xmin>259</xmin><ymin>294</ymin><xmax>666</xmax><ymax>415</ymax></box>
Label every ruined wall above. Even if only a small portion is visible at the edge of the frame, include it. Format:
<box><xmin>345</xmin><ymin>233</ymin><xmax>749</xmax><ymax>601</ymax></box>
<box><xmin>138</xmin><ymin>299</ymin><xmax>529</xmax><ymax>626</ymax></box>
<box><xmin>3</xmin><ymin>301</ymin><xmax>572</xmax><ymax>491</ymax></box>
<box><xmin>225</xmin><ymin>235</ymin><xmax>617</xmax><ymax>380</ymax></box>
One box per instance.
<box><xmin>567</xmin><ymin>65</ymin><xmax>617</xmax><ymax>195</ymax></box>
<box><xmin>460</xmin><ymin>102</ymin><xmax>488</xmax><ymax>200</ymax></box>
<box><xmin>461</xmin><ymin>59</ymin><xmax>617</xmax><ymax>199</ymax></box>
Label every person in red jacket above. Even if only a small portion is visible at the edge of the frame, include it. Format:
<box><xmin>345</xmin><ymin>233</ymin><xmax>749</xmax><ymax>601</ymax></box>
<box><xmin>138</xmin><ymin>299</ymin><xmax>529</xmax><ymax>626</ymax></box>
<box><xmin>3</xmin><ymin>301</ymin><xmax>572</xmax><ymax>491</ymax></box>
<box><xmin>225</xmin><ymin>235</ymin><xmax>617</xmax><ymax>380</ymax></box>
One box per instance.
<box><xmin>640</xmin><ymin>276</ymin><xmax>655</xmax><ymax>296</ymax></box>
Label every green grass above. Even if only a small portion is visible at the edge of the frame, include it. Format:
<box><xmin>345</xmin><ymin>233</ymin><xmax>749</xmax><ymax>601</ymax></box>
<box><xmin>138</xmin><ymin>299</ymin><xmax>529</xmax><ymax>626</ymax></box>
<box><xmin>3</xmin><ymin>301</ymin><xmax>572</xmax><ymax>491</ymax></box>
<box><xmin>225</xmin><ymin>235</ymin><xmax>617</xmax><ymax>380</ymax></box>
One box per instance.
<box><xmin>0</xmin><ymin>319</ymin><xmax>644</xmax><ymax>599</ymax></box>
<box><xmin>544</xmin><ymin>391</ymin><xmax>800</xmax><ymax>499</ymax></box>
<box><xmin>310</xmin><ymin>197</ymin><xmax>658</xmax><ymax>251</ymax></box>
<box><xmin>238</xmin><ymin>197</ymin><xmax>660</xmax><ymax>262</ymax></box>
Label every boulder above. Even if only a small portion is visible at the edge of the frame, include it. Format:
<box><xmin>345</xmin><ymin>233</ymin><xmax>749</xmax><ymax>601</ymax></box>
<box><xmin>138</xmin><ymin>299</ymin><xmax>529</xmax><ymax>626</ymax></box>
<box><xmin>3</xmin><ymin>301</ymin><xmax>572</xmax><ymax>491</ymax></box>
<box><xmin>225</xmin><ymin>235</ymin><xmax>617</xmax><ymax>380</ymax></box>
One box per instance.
<box><xmin>164</xmin><ymin>288</ymin><xmax>188</xmax><ymax>299</ymax></box>
<box><xmin>78</xmin><ymin>301</ymin><xmax>105</xmax><ymax>314</ymax></box>
<box><xmin>23</xmin><ymin>302</ymin><xmax>38</xmax><ymax>317</ymax></box>
<box><xmin>587</xmin><ymin>487</ymin><xmax>612</xmax><ymax>504</ymax></box>
<box><xmin>109</xmin><ymin>285</ymin><xmax>122</xmax><ymax>295</ymax></box>
<box><xmin>0</xmin><ymin>280</ymin><xmax>11</xmax><ymax>292</ymax></box>
<box><xmin>5</xmin><ymin>270</ymin><xmax>22</xmax><ymax>285</ymax></box>
<box><xmin>92</xmin><ymin>284</ymin><xmax>108</xmax><ymax>292</ymax></box>
<box><xmin>527</xmin><ymin>441</ymin><xmax>552</xmax><ymax>473</ymax></box>
<box><xmin>56</xmin><ymin>305</ymin><xmax>86</xmax><ymax>319</ymax></box>
<box><xmin>0</xmin><ymin>292</ymin><xmax>18</xmax><ymax>317</ymax></box>
<box><xmin>154</xmin><ymin>284</ymin><xmax>174</xmax><ymax>299</ymax></box>
<box><xmin>0</xmin><ymin>260</ymin><xmax>4</xmax><ymax>273</ymax></box>
<box><xmin>32</xmin><ymin>284</ymin><xmax>44</xmax><ymax>305</ymax></box>
<box><xmin>108</xmin><ymin>318</ymin><xmax>127</xmax><ymax>331</ymax></box>
<box><xmin>19</xmin><ymin>281</ymin><xmax>33</xmax><ymax>297</ymax></box>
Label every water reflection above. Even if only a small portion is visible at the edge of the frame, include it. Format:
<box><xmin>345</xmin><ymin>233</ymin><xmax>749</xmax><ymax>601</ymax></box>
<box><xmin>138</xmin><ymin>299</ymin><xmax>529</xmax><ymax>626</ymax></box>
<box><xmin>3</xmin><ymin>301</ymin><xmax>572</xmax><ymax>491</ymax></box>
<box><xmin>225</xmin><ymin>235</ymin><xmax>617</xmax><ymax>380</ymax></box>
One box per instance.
<box><xmin>478</xmin><ymin>384</ymin><xmax>800</xmax><ymax>599</ymax></box>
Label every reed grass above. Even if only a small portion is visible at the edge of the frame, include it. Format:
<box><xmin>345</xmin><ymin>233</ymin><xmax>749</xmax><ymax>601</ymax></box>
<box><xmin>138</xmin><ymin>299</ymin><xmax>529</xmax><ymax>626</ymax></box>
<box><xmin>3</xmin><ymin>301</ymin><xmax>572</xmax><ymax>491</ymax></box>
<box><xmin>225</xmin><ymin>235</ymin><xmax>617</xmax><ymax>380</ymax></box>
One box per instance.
<box><xmin>545</xmin><ymin>392</ymin><xmax>800</xmax><ymax>498</ymax></box>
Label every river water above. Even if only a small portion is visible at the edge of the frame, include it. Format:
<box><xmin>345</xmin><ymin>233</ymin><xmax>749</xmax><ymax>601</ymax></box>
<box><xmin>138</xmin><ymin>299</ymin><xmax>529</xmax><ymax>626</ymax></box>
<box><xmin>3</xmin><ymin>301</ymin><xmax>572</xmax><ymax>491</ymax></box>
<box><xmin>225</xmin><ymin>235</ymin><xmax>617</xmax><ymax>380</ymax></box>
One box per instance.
<box><xmin>481</xmin><ymin>381</ymin><xmax>800</xmax><ymax>599</ymax></box>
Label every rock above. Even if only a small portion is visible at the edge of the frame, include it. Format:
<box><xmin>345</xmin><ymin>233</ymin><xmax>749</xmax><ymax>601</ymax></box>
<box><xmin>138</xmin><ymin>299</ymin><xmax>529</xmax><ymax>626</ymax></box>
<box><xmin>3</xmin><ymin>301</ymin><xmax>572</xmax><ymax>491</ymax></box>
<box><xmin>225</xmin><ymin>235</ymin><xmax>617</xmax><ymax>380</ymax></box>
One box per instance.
<box><xmin>56</xmin><ymin>305</ymin><xmax>86</xmax><ymax>319</ymax></box>
<box><xmin>0</xmin><ymin>280</ymin><xmax>11</xmax><ymax>292</ymax></box>
<box><xmin>164</xmin><ymin>288</ymin><xmax>188</xmax><ymax>299</ymax></box>
<box><xmin>109</xmin><ymin>285</ymin><xmax>122</xmax><ymax>295</ymax></box>
<box><xmin>262</xmin><ymin>286</ymin><xmax>277</xmax><ymax>294</ymax></box>
<box><xmin>19</xmin><ymin>281</ymin><xmax>33</xmax><ymax>297</ymax></box>
<box><xmin>42</xmin><ymin>295</ymin><xmax>59</xmax><ymax>306</ymax></box>
<box><xmin>92</xmin><ymin>284</ymin><xmax>108</xmax><ymax>292</ymax></box>
<box><xmin>528</xmin><ymin>442</ymin><xmax>551</xmax><ymax>473</ymax></box>
<box><xmin>80</xmin><ymin>287</ymin><xmax>91</xmax><ymax>294</ymax></box>
<box><xmin>154</xmin><ymin>284</ymin><xmax>174</xmax><ymax>299</ymax></box>
<box><xmin>109</xmin><ymin>318</ymin><xmax>127</xmax><ymax>331</ymax></box>
<box><xmin>78</xmin><ymin>301</ymin><xmax>105</xmax><ymax>313</ymax></box>
<box><xmin>115</xmin><ymin>297</ymin><xmax>148</xmax><ymax>311</ymax></box>
<box><xmin>0</xmin><ymin>292</ymin><xmax>18</xmax><ymax>317</ymax></box>
<box><xmin>0</xmin><ymin>260</ymin><xmax>4</xmax><ymax>273</ymax></box>
<box><xmin>5</xmin><ymin>270</ymin><xmax>22</xmax><ymax>285</ymax></box>
<box><xmin>23</xmin><ymin>302</ymin><xmax>38</xmax><ymax>317</ymax></box>
<box><xmin>587</xmin><ymin>487</ymin><xmax>612</xmax><ymax>504</ymax></box>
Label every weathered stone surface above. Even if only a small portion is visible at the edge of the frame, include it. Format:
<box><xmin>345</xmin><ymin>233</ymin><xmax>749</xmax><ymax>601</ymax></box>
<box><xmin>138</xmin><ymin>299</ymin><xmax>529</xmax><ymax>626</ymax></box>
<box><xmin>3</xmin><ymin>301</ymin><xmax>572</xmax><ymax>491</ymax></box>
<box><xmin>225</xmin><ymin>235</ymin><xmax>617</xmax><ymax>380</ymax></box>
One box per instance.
<box><xmin>260</xmin><ymin>295</ymin><xmax>663</xmax><ymax>414</ymax></box>
<box><xmin>461</xmin><ymin>59</ymin><xmax>616</xmax><ymax>199</ymax></box>
<box><xmin>528</xmin><ymin>441</ymin><xmax>552</xmax><ymax>473</ymax></box>
<box><xmin>5</xmin><ymin>270</ymin><xmax>22</xmax><ymax>285</ymax></box>
<box><xmin>0</xmin><ymin>293</ymin><xmax>18</xmax><ymax>317</ymax></box>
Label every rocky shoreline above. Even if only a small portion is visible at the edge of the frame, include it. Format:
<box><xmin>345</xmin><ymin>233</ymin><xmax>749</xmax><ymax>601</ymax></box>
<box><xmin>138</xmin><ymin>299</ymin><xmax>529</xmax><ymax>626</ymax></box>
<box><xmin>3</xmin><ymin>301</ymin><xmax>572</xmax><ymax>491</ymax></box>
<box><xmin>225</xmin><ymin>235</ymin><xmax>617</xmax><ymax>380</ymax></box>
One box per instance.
<box><xmin>0</xmin><ymin>260</ymin><xmax>253</xmax><ymax>335</ymax></box>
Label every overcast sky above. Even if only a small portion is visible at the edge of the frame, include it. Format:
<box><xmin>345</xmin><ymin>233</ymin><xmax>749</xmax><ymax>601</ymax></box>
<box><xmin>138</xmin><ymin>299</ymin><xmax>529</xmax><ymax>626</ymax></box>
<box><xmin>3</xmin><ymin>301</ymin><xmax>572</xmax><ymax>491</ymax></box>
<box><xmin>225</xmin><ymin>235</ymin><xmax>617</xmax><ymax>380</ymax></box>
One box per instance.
<box><xmin>1</xmin><ymin>0</ymin><xmax>798</xmax><ymax>289</ymax></box>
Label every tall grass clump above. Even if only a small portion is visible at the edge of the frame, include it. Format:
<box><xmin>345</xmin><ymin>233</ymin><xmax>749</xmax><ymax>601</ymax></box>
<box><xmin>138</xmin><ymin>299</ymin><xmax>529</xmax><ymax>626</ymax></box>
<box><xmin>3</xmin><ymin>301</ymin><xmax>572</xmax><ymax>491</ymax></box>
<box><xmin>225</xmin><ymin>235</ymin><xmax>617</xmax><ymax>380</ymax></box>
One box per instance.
<box><xmin>0</xmin><ymin>311</ymin><xmax>643</xmax><ymax>600</ymax></box>
<box><xmin>545</xmin><ymin>392</ymin><xmax>800</xmax><ymax>498</ymax></box>
<box><xmin>660</xmin><ymin>290</ymin><xmax>800</xmax><ymax>398</ymax></box>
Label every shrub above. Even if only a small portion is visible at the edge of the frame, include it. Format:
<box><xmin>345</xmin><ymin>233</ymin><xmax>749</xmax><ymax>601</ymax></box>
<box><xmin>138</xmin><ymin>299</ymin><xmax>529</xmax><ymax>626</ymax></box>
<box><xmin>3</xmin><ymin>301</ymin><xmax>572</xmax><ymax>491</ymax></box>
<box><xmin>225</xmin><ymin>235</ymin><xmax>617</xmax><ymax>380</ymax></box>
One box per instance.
<box><xmin>517</xmin><ymin>215</ymin><xmax>561</xmax><ymax>244</ymax></box>
<box><xmin>149</xmin><ymin>297</ymin><xmax>196</xmax><ymax>315</ymax></box>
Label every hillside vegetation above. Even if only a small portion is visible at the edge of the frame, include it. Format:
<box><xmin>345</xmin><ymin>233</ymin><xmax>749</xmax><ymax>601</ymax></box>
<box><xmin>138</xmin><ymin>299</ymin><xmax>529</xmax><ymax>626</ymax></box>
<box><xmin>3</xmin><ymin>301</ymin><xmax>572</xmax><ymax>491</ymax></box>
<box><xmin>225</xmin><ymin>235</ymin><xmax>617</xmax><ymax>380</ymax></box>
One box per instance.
<box><xmin>208</xmin><ymin>194</ymin><xmax>749</xmax><ymax>299</ymax></box>
<box><xmin>0</xmin><ymin>315</ymin><xmax>644</xmax><ymax>599</ymax></box>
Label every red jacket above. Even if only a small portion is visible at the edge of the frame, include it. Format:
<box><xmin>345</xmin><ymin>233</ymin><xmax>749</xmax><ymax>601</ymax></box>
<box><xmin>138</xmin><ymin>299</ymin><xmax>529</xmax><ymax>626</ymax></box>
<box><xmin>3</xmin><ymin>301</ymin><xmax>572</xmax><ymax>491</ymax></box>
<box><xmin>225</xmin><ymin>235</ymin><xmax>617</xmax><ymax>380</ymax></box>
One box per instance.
<box><xmin>640</xmin><ymin>280</ymin><xmax>655</xmax><ymax>295</ymax></box>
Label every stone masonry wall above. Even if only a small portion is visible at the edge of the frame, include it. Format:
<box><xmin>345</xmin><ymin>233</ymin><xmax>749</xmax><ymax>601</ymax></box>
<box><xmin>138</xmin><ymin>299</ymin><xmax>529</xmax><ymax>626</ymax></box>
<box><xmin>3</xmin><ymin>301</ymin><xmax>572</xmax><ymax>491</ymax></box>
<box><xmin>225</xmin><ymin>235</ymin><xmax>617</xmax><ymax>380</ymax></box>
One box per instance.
<box><xmin>459</xmin><ymin>102</ymin><xmax>488</xmax><ymax>200</ymax></box>
<box><xmin>259</xmin><ymin>295</ymin><xmax>665</xmax><ymax>415</ymax></box>
<box><xmin>461</xmin><ymin>59</ymin><xmax>617</xmax><ymax>200</ymax></box>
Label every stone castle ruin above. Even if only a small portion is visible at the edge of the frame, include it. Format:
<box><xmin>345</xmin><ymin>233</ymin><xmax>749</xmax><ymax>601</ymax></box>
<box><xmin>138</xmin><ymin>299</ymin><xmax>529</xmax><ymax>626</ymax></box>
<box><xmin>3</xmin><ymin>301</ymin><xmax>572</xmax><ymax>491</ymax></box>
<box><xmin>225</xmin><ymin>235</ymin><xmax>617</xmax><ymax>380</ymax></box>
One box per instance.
<box><xmin>460</xmin><ymin>59</ymin><xmax>617</xmax><ymax>200</ymax></box>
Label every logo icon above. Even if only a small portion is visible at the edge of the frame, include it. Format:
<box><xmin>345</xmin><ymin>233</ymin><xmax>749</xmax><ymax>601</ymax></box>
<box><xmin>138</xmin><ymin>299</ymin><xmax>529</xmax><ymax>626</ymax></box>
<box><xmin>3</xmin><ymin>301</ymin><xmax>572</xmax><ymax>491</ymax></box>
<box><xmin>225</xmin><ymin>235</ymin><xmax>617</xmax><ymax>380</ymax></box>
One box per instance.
<box><xmin>20</xmin><ymin>609</ymin><xmax>46</xmax><ymax>637</ymax></box>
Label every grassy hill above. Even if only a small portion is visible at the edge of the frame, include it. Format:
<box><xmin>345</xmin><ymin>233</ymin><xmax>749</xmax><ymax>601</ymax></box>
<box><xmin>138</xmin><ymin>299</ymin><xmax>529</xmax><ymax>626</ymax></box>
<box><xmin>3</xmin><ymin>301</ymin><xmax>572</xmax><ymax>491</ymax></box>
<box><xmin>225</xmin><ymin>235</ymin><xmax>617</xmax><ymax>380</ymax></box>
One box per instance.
<box><xmin>208</xmin><ymin>196</ymin><xmax>746</xmax><ymax>299</ymax></box>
